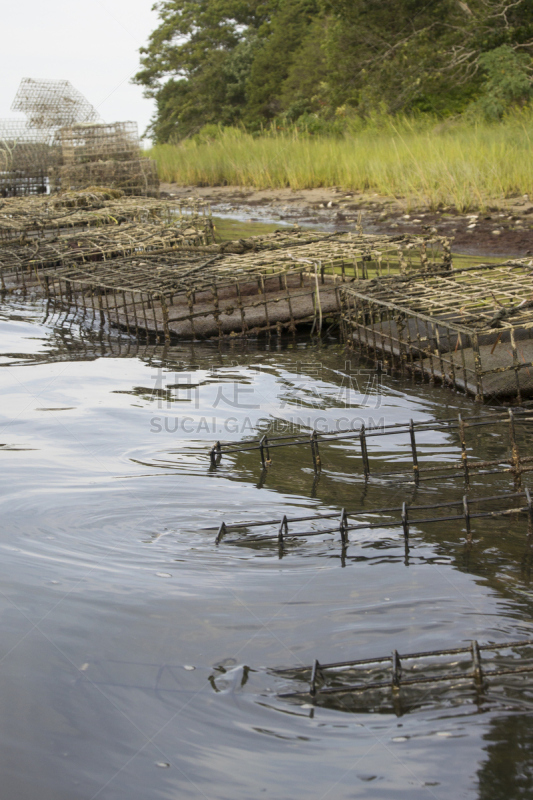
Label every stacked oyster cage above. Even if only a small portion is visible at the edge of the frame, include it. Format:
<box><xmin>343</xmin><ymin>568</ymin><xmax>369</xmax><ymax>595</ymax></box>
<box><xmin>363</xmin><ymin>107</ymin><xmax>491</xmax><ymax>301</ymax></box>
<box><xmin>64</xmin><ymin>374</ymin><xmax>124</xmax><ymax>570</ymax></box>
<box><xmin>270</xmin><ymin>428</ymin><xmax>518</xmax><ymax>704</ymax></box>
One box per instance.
<box><xmin>0</xmin><ymin>78</ymin><xmax>158</xmax><ymax>197</ymax></box>
<box><xmin>52</xmin><ymin>121</ymin><xmax>159</xmax><ymax>197</ymax></box>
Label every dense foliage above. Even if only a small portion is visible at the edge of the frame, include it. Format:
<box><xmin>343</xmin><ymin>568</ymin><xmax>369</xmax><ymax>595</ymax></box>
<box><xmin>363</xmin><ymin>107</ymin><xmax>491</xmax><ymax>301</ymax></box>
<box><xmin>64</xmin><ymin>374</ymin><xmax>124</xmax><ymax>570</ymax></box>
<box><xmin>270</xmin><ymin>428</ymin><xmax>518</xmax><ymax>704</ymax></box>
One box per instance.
<box><xmin>134</xmin><ymin>0</ymin><xmax>533</xmax><ymax>141</ymax></box>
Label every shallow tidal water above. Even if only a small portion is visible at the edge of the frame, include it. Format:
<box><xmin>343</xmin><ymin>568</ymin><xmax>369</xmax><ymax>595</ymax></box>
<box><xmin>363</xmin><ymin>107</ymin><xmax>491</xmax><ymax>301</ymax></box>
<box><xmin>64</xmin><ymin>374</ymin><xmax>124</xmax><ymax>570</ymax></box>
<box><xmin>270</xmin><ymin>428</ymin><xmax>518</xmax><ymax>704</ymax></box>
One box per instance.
<box><xmin>1</xmin><ymin>294</ymin><xmax>533</xmax><ymax>800</ymax></box>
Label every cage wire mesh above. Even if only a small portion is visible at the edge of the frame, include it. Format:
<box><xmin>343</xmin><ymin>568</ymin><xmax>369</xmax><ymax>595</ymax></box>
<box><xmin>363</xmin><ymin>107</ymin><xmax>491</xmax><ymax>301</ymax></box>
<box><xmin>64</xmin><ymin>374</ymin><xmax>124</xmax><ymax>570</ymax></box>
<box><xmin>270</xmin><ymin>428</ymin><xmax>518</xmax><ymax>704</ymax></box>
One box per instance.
<box><xmin>340</xmin><ymin>261</ymin><xmax>533</xmax><ymax>402</ymax></box>
<box><xmin>0</xmin><ymin>120</ymin><xmax>60</xmax><ymax>197</ymax></box>
<box><xmin>0</xmin><ymin>193</ymin><xmax>212</xmax><ymax>246</ymax></box>
<box><xmin>58</xmin><ymin>122</ymin><xmax>140</xmax><ymax>164</ymax></box>
<box><xmin>11</xmin><ymin>78</ymin><xmax>100</xmax><ymax>128</ymax></box>
<box><xmin>2</xmin><ymin>79</ymin><xmax>157</xmax><ymax>196</ymax></box>
<box><xmin>3</xmin><ymin>232</ymin><xmax>452</xmax><ymax>341</ymax></box>
<box><xmin>51</xmin><ymin>158</ymin><xmax>159</xmax><ymax>197</ymax></box>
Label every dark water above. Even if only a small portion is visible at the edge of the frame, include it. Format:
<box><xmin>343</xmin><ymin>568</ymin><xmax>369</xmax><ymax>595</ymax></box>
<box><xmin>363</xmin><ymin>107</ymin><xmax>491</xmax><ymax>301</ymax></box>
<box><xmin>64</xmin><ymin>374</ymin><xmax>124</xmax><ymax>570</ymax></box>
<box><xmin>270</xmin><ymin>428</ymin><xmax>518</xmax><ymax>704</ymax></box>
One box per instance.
<box><xmin>1</xmin><ymin>294</ymin><xmax>533</xmax><ymax>800</ymax></box>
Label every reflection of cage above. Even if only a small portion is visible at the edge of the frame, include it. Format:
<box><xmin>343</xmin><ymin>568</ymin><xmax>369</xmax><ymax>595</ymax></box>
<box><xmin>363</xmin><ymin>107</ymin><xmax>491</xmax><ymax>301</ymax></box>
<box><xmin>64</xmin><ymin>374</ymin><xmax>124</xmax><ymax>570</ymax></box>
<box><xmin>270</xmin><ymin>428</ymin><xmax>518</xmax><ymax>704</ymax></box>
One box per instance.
<box><xmin>209</xmin><ymin>408</ymin><xmax>533</xmax><ymax>481</ymax></box>
<box><xmin>11</xmin><ymin>78</ymin><xmax>99</xmax><ymax>128</ymax></box>
<box><xmin>58</xmin><ymin>122</ymin><xmax>140</xmax><ymax>164</ymax></box>
<box><xmin>212</xmin><ymin>489</ymin><xmax>533</xmax><ymax>552</ymax></box>
<box><xmin>276</xmin><ymin>638</ymin><xmax>533</xmax><ymax>713</ymax></box>
<box><xmin>340</xmin><ymin>262</ymin><xmax>533</xmax><ymax>402</ymax></box>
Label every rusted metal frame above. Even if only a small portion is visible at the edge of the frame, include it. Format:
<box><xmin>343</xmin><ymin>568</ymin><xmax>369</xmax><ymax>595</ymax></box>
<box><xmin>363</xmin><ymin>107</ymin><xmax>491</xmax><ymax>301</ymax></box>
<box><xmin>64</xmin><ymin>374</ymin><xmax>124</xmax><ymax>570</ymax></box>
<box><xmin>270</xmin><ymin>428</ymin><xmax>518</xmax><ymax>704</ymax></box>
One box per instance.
<box><xmin>235</xmin><ymin>280</ymin><xmax>248</xmax><ymax>335</ymax></box>
<box><xmin>457</xmin><ymin>331</ymin><xmax>471</xmax><ymax>394</ymax></box>
<box><xmin>212</xmin><ymin>283</ymin><xmax>223</xmax><ymax>338</ymax></box>
<box><xmin>396</xmin><ymin>315</ymin><xmax>407</xmax><ymax>376</ymax></box>
<box><xmin>444</xmin><ymin>326</ymin><xmax>458</xmax><ymax>391</ymax></box>
<box><xmin>213</xmin><ymin>409</ymin><xmax>533</xmax><ymax>459</ymax></box>
<box><xmin>149</xmin><ymin>294</ymin><xmax>160</xmax><ymax>343</ymax></box>
<box><xmin>283</xmin><ymin>273</ymin><xmax>296</xmax><ymax>333</ymax></box>
<box><xmin>426</xmin><ymin>320</ymin><xmax>438</xmax><ymax>382</ymax></box>
<box><xmin>471</xmin><ymin>333</ymin><xmax>484</xmax><ymax>401</ymax></box>
<box><xmin>279</xmin><ymin>638</ymin><xmax>533</xmax><ymax>675</ymax></box>
<box><xmin>186</xmin><ymin>290</ymin><xmax>196</xmax><ymax>339</ymax></box>
<box><xmin>370</xmin><ymin>301</ymin><xmax>379</xmax><ymax>357</ymax></box>
<box><xmin>509</xmin><ymin>327</ymin><xmax>523</xmax><ymax>405</ymax></box>
<box><xmin>386</xmin><ymin>308</ymin><xmax>396</xmax><ymax>365</ymax></box>
<box><xmin>129</xmin><ymin>291</ymin><xmax>140</xmax><ymax>336</ymax></box>
<box><xmin>509</xmin><ymin>408</ymin><xmax>522</xmax><ymax>486</ymax></box>
<box><xmin>121</xmin><ymin>291</ymin><xmax>131</xmax><ymax>334</ymax></box>
<box><xmin>159</xmin><ymin>294</ymin><xmax>171</xmax><ymax>343</ymax></box>
<box><xmin>216</xmin><ymin>492</ymin><xmax>530</xmax><ymax>544</ymax></box>
<box><xmin>139</xmin><ymin>293</ymin><xmax>150</xmax><ymax>333</ymax></box>
<box><xmin>414</xmin><ymin>315</ymin><xmax>427</xmax><ymax>381</ymax></box>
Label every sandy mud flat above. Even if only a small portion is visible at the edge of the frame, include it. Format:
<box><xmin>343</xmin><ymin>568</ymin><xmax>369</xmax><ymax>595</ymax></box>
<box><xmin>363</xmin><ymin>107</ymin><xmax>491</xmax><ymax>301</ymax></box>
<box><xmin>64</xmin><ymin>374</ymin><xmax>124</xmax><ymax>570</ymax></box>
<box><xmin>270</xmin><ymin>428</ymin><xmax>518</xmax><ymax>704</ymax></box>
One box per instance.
<box><xmin>162</xmin><ymin>182</ymin><xmax>533</xmax><ymax>258</ymax></box>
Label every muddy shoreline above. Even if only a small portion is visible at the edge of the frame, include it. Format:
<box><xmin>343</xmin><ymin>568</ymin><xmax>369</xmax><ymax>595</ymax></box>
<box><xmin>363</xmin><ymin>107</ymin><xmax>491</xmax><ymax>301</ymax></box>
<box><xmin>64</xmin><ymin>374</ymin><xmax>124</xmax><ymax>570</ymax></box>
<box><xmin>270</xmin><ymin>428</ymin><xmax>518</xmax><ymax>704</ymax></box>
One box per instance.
<box><xmin>161</xmin><ymin>182</ymin><xmax>533</xmax><ymax>258</ymax></box>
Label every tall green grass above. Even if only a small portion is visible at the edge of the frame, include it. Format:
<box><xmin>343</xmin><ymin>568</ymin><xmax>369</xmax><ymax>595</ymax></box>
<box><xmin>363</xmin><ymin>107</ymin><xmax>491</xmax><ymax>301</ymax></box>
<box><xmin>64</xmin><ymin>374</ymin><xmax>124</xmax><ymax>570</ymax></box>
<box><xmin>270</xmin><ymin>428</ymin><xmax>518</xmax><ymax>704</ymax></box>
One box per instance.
<box><xmin>148</xmin><ymin>112</ymin><xmax>533</xmax><ymax>211</ymax></box>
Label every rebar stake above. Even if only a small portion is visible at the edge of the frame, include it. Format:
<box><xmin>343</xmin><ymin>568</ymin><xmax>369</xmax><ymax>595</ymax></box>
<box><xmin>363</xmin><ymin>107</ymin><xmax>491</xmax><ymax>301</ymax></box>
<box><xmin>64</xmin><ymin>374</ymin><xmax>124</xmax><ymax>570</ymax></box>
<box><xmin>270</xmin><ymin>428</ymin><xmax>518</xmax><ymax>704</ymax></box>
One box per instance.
<box><xmin>401</xmin><ymin>503</ymin><xmax>409</xmax><ymax>541</ymax></box>
<box><xmin>463</xmin><ymin>494</ymin><xmax>471</xmax><ymax>539</ymax></box>
<box><xmin>409</xmin><ymin>419</ymin><xmax>419</xmax><ymax>485</ymax></box>
<box><xmin>340</xmin><ymin>508</ymin><xmax>348</xmax><ymax>544</ymax></box>
<box><xmin>310</xmin><ymin>431</ymin><xmax>321</xmax><ymax>471</ymax></box>
<box><xmin>278</xmin><ymin>515</ymin><xmax>288</xmax><ymax>552</ymax></box>
<box><xmin>471</xmin><ymin>640</ymin><xmax>483</xmax><ymax>686</ymax></box>
<box><xmin>310</xmin><ymin>659</ymin><xmax>321</xmax><ymax>696</ymax></box>
<box><xmin>391</xmin><ymin>650</ymin><xmax>402</xmax><ymax>690</ymax></box>
<box><xmin>215</xmin><ymin>521</ymin><xmax>227</xmax><ymax>544</ymax></box>
<box><xmin>360</xmin><ymin>424</ymin><xmax>370</xmax><ymax>478</ymax></box>
<box><xmin>458</xmin><ymin>413</ymin><xmax>469</xmax><ymax>486</ymax></box>
<box><xmin>210</xmin><ymin>441</ymin><xmax>221</xmax><ymax>468</ymax></box>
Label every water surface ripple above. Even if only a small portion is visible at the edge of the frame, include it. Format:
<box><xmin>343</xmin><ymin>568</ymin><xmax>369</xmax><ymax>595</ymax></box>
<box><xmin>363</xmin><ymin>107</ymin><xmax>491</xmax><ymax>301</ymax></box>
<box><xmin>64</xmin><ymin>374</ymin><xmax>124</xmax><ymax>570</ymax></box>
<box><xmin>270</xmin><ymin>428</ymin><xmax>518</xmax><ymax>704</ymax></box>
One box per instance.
<box><xmin>0</xmin><ymin>295</ymin><xmax>532</xmax><ymax>800</ymax></box>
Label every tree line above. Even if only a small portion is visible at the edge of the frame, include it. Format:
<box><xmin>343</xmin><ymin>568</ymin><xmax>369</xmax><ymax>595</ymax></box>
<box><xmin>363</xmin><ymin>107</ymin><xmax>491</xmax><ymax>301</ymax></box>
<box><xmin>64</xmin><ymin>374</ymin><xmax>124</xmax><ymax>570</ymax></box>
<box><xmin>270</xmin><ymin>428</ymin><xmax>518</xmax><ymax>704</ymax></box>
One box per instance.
<box><xmin>134</xmin><ymin>0</ymin><xmax>533</xmax><ymax>141</ymax></box>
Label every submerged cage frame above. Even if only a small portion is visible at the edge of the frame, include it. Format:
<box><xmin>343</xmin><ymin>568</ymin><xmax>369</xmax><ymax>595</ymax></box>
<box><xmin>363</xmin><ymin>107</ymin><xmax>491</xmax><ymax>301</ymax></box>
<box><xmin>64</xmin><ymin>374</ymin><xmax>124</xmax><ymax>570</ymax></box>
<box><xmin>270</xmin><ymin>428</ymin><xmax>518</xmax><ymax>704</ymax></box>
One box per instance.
<box><xmin>340</xmin><ymin>261</ymin><xmax>533</xmax><ymax>402</ymax></box>
<box><xmin>276</xmin><ymin>638</ymin><xmax>533</xmax><ymax>702</ymax></box>
<box><xmin>212</xmin><ymin>489</ymin><xmax>533</xmax><ymax>554</ymax></box>
<box><xmin>209</xmin><ymin>408</ymin><xmax>533</xmax><ymax>482</ymax></box>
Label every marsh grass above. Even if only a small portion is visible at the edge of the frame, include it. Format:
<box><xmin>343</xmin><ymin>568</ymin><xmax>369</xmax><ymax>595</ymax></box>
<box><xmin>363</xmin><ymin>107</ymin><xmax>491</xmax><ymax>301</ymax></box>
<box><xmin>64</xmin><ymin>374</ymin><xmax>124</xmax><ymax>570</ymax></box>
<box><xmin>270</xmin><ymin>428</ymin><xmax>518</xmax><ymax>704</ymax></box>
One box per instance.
<box><xmin>149</xmin><ymin>112</ymin><xmax>533</xmax><ymax>211</ymax></box>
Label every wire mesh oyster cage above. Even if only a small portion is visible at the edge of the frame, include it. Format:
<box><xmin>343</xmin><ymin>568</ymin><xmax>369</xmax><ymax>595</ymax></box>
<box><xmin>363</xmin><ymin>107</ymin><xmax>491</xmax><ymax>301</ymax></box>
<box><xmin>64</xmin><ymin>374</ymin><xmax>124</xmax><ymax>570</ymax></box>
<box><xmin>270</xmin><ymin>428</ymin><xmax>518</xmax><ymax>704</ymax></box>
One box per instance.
<box><xmin>7</xmin><ymin>232</ymin><xmax>451</xmax><ymax>341</ymax></box>
<box><xmin>340</xmin><ymin>261</ymin><xmax>533</xmax><ymax>402</ymax></box>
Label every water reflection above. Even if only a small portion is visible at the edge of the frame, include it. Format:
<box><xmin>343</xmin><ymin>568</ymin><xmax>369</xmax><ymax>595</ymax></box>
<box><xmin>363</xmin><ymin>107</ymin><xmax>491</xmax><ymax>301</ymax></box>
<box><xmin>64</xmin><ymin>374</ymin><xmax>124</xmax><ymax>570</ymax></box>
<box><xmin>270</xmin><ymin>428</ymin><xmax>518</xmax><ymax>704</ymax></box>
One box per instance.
<box><xmin>0</xmin><ymin>293</ymin><xmax>532</xmax><ymax>799</ymax></box>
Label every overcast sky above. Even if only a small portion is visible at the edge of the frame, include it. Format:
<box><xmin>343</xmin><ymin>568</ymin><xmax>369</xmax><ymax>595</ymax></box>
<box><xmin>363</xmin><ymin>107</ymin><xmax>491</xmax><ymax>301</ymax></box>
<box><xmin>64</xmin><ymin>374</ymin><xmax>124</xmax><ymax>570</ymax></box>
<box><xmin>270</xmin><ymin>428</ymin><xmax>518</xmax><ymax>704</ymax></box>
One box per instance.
<box><xmin>1</xmin><ymin>0</ymin><xmax>159</xmax><ymax>141</ymax></box>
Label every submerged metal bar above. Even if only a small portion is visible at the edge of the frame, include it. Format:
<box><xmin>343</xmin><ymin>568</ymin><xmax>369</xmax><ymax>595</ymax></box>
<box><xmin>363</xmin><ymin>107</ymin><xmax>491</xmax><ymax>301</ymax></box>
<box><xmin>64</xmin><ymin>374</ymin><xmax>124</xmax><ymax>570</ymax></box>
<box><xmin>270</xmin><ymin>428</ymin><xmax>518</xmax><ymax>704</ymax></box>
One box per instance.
<box><xmin>277</xmin><ymin>638</ymin><xmax>533</xmax><ymax>699</ymax></box>
<box><xmin>213</xmin><ymin>491</ymin><xmax>531</xmax><ymax>547</ymax></box>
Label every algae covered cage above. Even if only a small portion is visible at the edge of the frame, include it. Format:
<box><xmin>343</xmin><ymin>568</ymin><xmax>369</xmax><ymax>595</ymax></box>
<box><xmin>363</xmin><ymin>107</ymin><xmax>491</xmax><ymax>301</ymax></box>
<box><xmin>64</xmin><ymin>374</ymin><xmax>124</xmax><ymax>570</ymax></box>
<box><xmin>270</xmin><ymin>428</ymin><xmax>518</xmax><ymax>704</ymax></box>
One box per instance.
<box><xmin>340</xmin><ymin>260</ymin><xmax>533</xmax><ymax>401</ymax></box>
<box><xmin>14</xmin><ymin>231</ymin><xmax>451</xmax><ymax>342</ymax></box>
